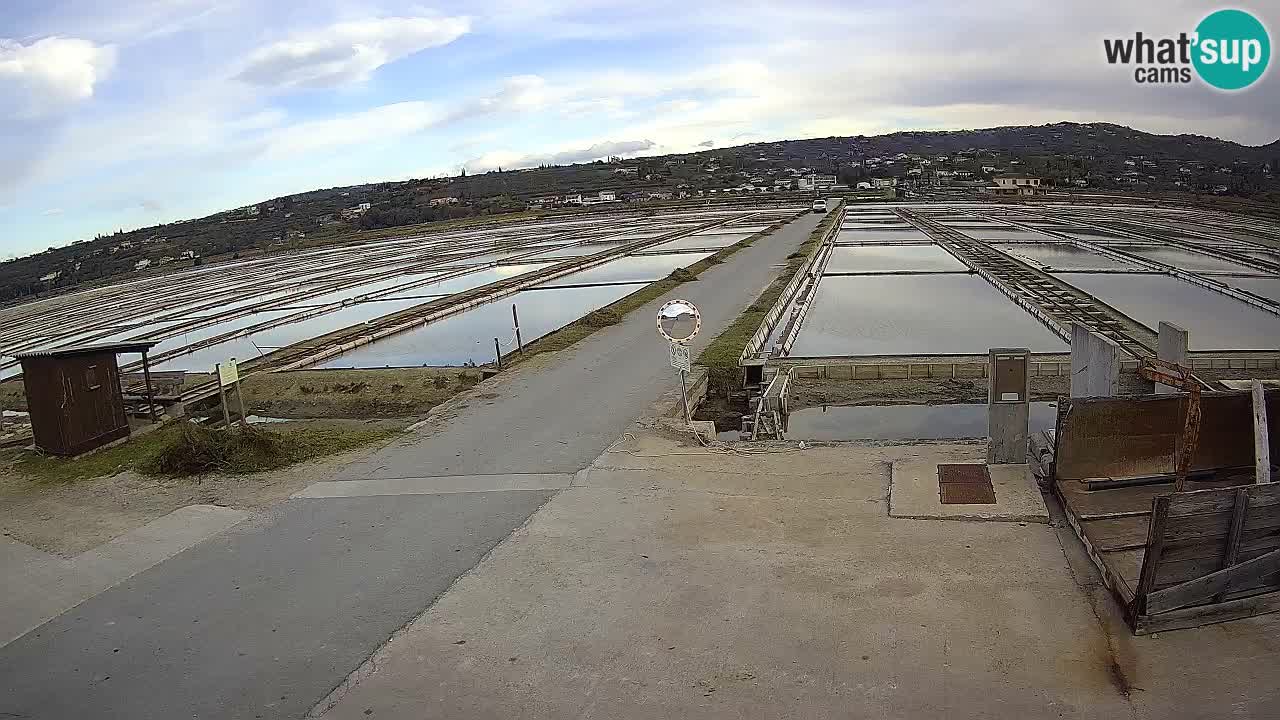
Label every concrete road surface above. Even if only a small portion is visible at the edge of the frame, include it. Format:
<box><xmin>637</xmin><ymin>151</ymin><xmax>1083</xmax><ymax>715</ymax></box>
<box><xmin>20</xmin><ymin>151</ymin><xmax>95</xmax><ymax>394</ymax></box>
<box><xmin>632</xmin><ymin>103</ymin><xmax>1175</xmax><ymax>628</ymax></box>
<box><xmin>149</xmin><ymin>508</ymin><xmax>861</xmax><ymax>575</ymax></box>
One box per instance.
<box><xmin>0</xmin><ymin>211</ymin><xmax>819</xmax><ymax>719</ymax></box>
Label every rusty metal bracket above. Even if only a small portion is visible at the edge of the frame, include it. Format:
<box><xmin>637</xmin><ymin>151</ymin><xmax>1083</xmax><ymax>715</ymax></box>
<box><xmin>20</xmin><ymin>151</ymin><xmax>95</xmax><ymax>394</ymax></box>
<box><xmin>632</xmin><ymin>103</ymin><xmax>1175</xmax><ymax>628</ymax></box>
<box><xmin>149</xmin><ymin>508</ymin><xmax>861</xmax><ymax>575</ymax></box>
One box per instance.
<box><xmin>1138</xmin><ymin>358</ymin><xmax>1202</xmax><ymax>491</ymax></box>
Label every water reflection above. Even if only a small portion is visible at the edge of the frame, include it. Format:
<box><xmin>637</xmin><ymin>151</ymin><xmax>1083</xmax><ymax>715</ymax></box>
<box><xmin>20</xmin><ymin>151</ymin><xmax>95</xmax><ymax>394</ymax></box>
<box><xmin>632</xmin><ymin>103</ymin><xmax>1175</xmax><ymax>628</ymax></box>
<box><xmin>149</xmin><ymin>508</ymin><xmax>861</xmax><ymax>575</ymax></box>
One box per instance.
<box><xmin>1057</xmin><ymin>272</ymin><xmax>1280</xmax><ymax>350</ymax></box>
<box><xmin>786</xmin><ymin>401</ymin><xmax>1058</xmax><ymax>441</ymax></box>
<box><xmin>791</xmin><ymin>275</ymin><xmax>1067</xmax><ymax>356</ymax></box>
<box><xmin>317</xmin><ymin>283</ymin><xmax>648</xmax><ymax>368</ymax></box>
<box><xmin>824</xmin><ymin>244</ymin><xmax>965</xmax><ymax>273</ymax></box>
<box><xmin>991</xmin><ymin>244</ymin><xmax>1138</xmax><ymax>272</ymax></box>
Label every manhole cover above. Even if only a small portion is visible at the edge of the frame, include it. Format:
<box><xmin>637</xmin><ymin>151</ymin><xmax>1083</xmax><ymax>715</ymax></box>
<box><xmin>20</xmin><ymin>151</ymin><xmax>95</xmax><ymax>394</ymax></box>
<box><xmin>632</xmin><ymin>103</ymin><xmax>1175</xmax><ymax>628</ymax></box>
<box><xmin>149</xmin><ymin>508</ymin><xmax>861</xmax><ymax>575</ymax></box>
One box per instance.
<box><xmin>939</xmin><ymin>463</ymin><xmax>990</xmax><ymax>485</ymax></box>
<box><xmin>938</xmin><ymin>463</ymin><xmax>996</xmax><ymax>505</ymax></box>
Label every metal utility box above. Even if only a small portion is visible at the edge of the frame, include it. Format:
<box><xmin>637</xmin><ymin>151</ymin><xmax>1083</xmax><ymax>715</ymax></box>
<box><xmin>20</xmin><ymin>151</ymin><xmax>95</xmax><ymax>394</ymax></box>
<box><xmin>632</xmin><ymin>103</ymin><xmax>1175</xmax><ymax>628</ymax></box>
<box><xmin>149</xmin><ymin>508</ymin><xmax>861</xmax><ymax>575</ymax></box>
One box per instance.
<box><xmin>988</xmin><ymin>348</ymin><xmax>1030</xmax><ymax>464</ymax></box>
<box><xmin>990</xmin><ymin>348</ymin><xmax>1030</xmax><ymax>403</ymax></box>
<box><xmin>15</xmin><ymin>341</ymin><xmax>159</xmax><ymax>456</ymax></box>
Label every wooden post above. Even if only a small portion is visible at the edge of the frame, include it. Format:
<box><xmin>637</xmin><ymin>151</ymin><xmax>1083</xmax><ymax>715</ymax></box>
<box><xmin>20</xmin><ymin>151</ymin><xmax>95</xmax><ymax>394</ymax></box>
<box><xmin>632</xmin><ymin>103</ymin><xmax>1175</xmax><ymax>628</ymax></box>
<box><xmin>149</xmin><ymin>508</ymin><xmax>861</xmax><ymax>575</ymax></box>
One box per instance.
<box><xmin>141</xmin><ymin>349</ymin><xmax>158</xmax><ymax>423</ymax></box>
<box><xmin>1253</xmin><ymin>379</ymin><xmax>1271</xmax><ymax>484</ymax></box>
<box><xmin>215</xmin><ymin>363</ymin><xmax>231</xmax><ymax>428</ymax></box>
<box><xmin>1214</xmin><ymin>488</ymin><xmax>1250</xmax><ymax>603</ymax></box>
<box><xmin>512</xmin><ymin>304</ymin><xmax>523</xmax><ymax>353</ymax></box>
<box><xmin>494</xmin><ymin>338</ymin><xmax>502</xmax><ymax>369</ymax></box>
<box><xmin>234</xmin><ymin>377</ymin><xmax>249</xmax><ymax>427</ymax></box>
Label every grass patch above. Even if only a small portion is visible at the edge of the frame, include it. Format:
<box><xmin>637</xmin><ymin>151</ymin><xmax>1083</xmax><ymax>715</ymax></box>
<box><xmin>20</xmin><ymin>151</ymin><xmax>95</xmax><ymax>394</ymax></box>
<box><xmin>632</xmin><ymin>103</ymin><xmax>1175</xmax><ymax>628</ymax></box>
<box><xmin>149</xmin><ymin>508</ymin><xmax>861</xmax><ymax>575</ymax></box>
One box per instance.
<box><xmin>696</xmin><ymin>209</ymin><xmax>841</xmax><ymax>389</ymax></box>
<box><xmin>143</xmin><ymin>422</ymin><xmax>395</xmax><ymax>476</ymax></box>
<box><xmin>187</xmin><ymin>366</ymin><xmax>485</xmax><ymax>419</ymax></box>
<box><xmin>504</xmin><ymin>213</ymin><xmax>804</xmax><ymax>363</ymax></box>
<box><xmin>14</xmin><ymin>420</ymin><xmax>398</xmax><ymax>481</ymax></box>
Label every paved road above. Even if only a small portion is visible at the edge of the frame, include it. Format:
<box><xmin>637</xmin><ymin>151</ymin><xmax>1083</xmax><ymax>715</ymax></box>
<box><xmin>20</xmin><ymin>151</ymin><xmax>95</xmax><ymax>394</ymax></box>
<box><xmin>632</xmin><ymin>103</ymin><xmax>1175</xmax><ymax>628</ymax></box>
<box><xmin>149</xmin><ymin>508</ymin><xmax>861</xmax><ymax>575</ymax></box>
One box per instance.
<box><xmin>0</xmin><ymin>211</ymin><xmax>820</xmax><ymax>719</ymax></box>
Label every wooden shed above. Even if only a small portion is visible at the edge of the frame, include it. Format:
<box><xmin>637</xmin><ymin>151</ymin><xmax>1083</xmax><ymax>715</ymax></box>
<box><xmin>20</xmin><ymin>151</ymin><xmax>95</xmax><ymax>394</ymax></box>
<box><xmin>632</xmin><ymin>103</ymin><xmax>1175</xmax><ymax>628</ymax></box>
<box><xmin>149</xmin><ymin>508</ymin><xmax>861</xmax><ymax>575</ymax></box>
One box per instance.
<box><xmin>14</xmin><ymin>341</ymin><xmax>160</xmax><ymax>456</ymax></box>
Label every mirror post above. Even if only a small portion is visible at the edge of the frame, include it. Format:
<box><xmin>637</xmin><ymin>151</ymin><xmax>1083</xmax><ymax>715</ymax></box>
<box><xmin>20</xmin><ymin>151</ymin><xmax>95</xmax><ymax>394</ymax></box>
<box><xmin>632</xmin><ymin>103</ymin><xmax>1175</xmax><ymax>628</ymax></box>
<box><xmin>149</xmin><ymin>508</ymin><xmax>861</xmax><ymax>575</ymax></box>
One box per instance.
<box><xmin>657</xmin><ymin>299</ymin><xmax>701</xmax><ymax>427</ymax></box>
<box><xmin>680</xmin><ymin>368</ymin><xmax>690</xmax><ymax>424</ymax></box>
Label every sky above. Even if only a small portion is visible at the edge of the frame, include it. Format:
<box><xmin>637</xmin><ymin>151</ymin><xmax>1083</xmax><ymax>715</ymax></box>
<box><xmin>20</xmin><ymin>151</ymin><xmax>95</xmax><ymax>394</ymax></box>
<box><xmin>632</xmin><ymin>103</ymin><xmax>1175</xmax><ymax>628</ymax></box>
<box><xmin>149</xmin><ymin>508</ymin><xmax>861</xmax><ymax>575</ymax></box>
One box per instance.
<box><xmin>2</xmin><ymin>0</ymin><xmax>1277</xmax><ymax>257</ymax></box>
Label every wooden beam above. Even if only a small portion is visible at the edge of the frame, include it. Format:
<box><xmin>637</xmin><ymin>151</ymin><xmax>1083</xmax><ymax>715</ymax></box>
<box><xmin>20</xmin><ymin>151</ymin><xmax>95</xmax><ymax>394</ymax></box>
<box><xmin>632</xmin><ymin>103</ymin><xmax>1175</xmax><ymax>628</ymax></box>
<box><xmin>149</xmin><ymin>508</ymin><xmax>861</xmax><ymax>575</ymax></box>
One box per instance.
<box><xmin>1135</xmin><ymin>495</ymin><xmax>1171</xmax><ymax>608</ymax></box>
<box><xmin>1254</xmin><ymin>379</ymin><xmax>1271</xmax><ymax>484</ymax></box>
<box><xmin>1146</xmin><ymin>546</ymin><xmax>1280</xmax><ymax>614</ymax></box>
<box><xmin>1136</xmin><ymin>588</ymin><xmax>1280</xmax><ymax>634</ymax></box>
<box><xmin>1214</xmin><ymin>489</ymin><xmax>1250</xmax><ymax>604</ymax></box>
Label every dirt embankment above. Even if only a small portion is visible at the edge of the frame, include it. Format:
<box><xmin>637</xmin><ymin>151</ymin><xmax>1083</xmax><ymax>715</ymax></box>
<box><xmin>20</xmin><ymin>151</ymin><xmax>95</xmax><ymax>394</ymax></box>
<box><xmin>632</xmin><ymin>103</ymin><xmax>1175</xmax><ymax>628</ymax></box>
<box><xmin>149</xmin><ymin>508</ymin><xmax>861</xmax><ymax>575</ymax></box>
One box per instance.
<box><xmin>789</xmin><ymin>372</ymin><xmax>1166</xmax><ymax>411</ymax></box>
<box><xmin>0</xmin><ymin>417</ymin><xmax>405</xmax><ymax>555</ymax></box>
<box><xmin>190</xmin><ymin>366</ymin><xmax>486</xmax><ymax>419</ymax></box>
<box><xmin>789</xmin><ymin>376</ymin><xmax>1075</xmax><ymax>410</ymax></box>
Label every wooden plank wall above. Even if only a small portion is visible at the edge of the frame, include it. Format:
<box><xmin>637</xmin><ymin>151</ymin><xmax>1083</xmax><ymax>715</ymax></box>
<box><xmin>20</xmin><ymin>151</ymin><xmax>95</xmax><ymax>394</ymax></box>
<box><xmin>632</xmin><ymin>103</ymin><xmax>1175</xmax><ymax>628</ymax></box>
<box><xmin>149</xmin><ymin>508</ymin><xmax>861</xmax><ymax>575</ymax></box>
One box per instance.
<box><xmin>1055</xmin><ymin>391</ymin><xmax>1280</xmax><ymax>482</ymax></box>
<box><xmin>1139</xmin><ymin>484</ymin><xmax>1280</xmax><ymax>616</ymax></box>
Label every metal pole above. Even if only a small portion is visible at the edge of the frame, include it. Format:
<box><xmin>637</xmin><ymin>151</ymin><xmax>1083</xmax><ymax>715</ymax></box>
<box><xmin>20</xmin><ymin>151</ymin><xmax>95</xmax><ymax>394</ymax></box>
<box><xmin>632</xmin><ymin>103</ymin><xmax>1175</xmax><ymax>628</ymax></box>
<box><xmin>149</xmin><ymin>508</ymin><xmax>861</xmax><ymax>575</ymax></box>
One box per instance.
<box><xmin>513</xmin><ymin>304</ymin><xmax>523</xmax><ymax>353</ymax></box>
<box><xmin>141</xmin><ymin>349</ymin><xmax>158</xmax><ymax>423</ymax></box>
<box><xmin>215</xmin><ymin>363</ymin><xmax>231</xmax><ymax>428</ymax></box>
<box><xmin>679</xmin><ymin>369</ymin><xmax>690</xmax><ymax>425</ymax></box>
<box><xmin>494</xmin><ymin>338</ymin><xmax>502</xmax><ymax>369</ymax></box>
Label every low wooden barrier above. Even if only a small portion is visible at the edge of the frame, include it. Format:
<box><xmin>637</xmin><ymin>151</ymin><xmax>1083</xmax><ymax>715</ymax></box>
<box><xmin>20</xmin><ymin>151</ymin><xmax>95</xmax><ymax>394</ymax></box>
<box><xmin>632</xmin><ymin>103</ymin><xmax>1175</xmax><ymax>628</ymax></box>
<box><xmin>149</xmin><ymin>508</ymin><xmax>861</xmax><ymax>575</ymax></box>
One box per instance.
<box><xmin>1052</xmin><ymin>390</ymin><xmax>1280</xmax><ymax>633</ymax></box>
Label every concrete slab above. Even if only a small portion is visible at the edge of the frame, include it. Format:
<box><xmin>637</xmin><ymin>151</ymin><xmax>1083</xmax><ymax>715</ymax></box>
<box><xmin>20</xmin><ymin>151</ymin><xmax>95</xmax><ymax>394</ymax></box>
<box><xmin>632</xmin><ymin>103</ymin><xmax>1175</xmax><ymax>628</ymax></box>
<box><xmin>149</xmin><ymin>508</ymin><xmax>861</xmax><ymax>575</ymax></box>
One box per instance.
<box><xmin>0</xmin><ymin>492</ymin><xmax>553</xmax><ymax>720</ymax></box>
<box><xmin>314</xmin><ymin>436</ymin><xmax>1132</xmax><ymax>719</ymax></box>
<box><xmin>889</xmin><ymin>456</ymin><xmax>1048</xmax><ymax>522</ymax></box>
<box><xmin>1</xmin><ymin>504</ymin><xmax>248</xmax><ymax>649</ymax></box>
<box><xmin>293</xmin><ymin>473</ymin><xmax>573</xmax><ymax>498</ymax></box>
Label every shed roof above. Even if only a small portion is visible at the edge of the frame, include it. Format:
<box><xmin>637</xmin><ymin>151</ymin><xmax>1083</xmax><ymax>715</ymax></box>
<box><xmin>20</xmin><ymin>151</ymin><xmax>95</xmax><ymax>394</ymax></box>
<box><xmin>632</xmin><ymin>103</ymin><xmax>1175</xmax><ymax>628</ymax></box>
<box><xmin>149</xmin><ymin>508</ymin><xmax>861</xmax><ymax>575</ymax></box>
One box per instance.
<box><xmin>13</xmin><ymin>341</ymin><xmax>160</xmax><ymax>360</ymax></box>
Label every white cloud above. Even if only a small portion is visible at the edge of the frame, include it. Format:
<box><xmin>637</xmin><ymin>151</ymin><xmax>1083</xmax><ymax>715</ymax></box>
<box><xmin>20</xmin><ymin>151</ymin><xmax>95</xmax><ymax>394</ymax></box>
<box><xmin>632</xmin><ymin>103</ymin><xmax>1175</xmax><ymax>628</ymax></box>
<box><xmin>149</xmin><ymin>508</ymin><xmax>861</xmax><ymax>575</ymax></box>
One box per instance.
<box><xmin>236</xmin><ymin>15</ymin><xmax>470</xmax><ymax>89</ymax></box>
<box><xmin>0</xmin><ymin>37</ymin><xmax>116</xmax><ymax>118</ymax></box>
<box><xmin>474</xmin><ymin>74</ymin><xmax>553</xmax><ymax>113</ymax></box>
<box><xmin>465</xmin><ymin>139</ymin><xmax>656</xmax><ymax>173</ymax></box>
<box><xmin>41</xmin><ymin>208</ymin><xmax>64</xmax><ymax>216</ymax></box>
<box><xmin>263</xmin><ymin>101</ymin><xmax>443</xmax><ymax>158</ymax></box>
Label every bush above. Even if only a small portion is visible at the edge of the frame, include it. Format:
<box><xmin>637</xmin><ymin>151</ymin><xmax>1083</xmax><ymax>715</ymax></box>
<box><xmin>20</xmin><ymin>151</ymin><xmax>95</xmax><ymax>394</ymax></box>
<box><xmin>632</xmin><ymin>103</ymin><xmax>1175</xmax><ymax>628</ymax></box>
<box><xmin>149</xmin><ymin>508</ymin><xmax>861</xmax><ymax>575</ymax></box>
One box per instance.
<box><xmin>432</xmin><ymin>376</ymin><xmax>450</xmax><ymax>389</ymax></box>
<box><xmin>140</xmin><ymin>421</ymin><xmax>395</xmax><ymax>477</ymax></box>
<box><xmin>579</xmin><ymin>308</ymin><xmax>622</xmax><ymax>327</ymax></box>
<box><xmin>143</xmin><ymin>423</ymin><xmax>296</xmax><ymax>476</ymax></box>
<box><xmin>668</xmin><ymin>268</ymin><xmax>697</xmax><ymax>282</ymax></box>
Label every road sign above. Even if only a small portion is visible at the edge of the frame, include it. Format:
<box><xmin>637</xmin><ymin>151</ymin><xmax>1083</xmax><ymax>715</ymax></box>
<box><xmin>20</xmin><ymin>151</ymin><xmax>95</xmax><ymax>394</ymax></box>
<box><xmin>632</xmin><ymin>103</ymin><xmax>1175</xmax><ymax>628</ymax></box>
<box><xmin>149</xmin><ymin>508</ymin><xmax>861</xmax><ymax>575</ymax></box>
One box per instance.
<box><xmin>670</xmin><ymin>342</ymin><xmax>691</xmax><ymax>372</ymax></box>
<box><xmin>657</xmin><ymin>299</ymin><xmax>701</xmax><ymax>343</ymax></box>
<box><xmin>217</xmin><ymin>358</ymin><xmax>239</xmax><ymax>387</ymax></box>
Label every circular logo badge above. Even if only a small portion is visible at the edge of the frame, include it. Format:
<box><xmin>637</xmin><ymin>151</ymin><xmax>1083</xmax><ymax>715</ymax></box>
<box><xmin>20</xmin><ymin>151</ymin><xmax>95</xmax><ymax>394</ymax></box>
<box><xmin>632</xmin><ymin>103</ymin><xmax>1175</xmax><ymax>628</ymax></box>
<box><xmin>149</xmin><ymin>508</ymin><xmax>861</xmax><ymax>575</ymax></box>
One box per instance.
<box><xmin>1192</xmin><ymin>9</ymin><xmax>1271</xmax><ymax>90</ymax></box>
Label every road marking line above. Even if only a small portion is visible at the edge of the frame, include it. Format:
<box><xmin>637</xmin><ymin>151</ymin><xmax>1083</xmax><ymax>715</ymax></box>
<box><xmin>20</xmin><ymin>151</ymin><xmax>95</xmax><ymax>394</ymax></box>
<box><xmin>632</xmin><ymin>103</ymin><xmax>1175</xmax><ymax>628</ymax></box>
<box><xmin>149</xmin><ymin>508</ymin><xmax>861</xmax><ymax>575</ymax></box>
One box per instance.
<box><xmin>293</xmin><ymin>473</ymin><xmax>574</xmax><ymax>498</ymax></box>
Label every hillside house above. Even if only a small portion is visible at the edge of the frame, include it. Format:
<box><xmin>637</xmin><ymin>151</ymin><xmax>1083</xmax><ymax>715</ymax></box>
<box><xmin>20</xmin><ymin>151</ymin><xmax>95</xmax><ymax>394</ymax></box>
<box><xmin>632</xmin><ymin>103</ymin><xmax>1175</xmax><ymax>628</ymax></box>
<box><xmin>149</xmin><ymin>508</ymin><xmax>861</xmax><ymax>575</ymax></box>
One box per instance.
<box><xmin>797</xmin><ymin>174</ymin><xmax>837</xmax><ymax>191</ymax></box>
<box><xmin>986</xmin><ymin>175</ymin><xmax>1046</xmax><ymax>196</ymax></box>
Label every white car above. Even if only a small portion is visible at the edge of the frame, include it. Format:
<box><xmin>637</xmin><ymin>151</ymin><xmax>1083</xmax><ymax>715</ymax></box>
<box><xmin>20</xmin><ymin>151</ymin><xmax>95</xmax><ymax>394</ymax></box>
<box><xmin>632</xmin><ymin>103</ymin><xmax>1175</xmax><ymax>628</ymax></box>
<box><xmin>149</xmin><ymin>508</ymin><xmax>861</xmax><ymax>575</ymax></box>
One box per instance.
<box><xmin>810</xmin><ymin>200</ymin><xmax>826</xmax><ymax>213</ymax></box>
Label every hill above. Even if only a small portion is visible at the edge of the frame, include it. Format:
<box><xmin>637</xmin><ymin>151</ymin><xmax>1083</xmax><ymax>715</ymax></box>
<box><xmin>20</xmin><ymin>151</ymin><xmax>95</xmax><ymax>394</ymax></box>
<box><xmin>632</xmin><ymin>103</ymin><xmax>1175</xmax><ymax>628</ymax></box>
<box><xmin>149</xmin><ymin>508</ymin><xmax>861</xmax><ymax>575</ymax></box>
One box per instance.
<box><xmin>4</xmin><ymin>121</ymin><xmax>1278</xmax><ymax>304</ymax></box>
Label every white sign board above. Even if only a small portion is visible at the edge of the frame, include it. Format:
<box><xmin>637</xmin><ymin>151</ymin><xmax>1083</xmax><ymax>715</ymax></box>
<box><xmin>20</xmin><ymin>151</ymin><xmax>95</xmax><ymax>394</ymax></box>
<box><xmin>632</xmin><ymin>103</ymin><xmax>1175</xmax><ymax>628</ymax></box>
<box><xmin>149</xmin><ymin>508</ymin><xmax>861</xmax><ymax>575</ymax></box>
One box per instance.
<box><xmin>217</xmin><ymin>358</ymin><xmax>239</xmax><ymax>387</ymax></box>
<box><xmin>669</xmin><ymin>342</ymin><xmax>691</xmax><ymax>372</ymax></box>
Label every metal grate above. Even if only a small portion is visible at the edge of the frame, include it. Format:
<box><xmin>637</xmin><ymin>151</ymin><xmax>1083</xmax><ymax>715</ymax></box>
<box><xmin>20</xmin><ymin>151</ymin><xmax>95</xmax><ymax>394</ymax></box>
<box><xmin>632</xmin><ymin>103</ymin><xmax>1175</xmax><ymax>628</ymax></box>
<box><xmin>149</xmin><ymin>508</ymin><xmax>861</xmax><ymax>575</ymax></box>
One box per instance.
<box><xmin>938</xmin><ymin>463</ymin><xmax>996</xmax><ymax>504</ymax></box>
